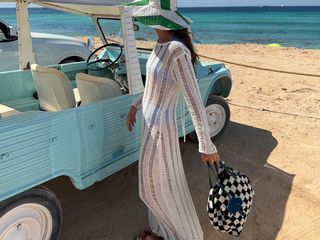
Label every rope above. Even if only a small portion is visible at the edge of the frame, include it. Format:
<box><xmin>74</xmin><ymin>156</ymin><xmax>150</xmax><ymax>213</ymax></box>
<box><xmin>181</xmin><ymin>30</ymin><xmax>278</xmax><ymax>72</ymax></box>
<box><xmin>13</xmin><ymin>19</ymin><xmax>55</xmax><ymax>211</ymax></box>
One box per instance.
<box><xmin>228</xmin><ymin>102</ymin><xmax>320</xmax><ymax>120</ymax></box>
<box><xmin>198</xmin><ymin>54</ymin><xmax>320</xmax><ymax>78</ymax></box>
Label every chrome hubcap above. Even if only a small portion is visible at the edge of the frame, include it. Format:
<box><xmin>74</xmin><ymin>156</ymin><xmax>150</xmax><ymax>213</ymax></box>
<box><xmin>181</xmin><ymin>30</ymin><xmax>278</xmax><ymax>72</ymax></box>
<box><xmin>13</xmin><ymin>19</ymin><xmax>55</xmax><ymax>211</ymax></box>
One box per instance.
<box><xmin>0</xmin><ymin>203</ymin><xmax>53</xmax><ymax>240</ymax></box>
<box><xmin>206</xmin><ymin>104</ymin><xmax>226</xmax><ymax>137</ymax></box>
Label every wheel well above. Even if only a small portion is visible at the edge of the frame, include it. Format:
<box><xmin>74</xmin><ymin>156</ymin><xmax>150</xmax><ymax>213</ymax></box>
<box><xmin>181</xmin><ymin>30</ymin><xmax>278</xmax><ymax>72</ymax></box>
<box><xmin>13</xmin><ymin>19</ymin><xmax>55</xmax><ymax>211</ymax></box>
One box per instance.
<box><xmin>59</xmin><ymin>56</ymin><xmax>84</xmax><ymax>64</ymax></box>
<box><xmin>209</xmin><ymin>76</ymin><xmax>232</xmax><ymax>98</ymax></box>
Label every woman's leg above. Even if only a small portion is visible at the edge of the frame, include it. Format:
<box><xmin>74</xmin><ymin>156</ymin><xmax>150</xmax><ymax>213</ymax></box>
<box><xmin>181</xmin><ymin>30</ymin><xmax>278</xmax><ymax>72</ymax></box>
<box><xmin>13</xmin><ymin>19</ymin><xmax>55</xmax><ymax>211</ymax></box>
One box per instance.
<box><xmin>157</xmin><ymin>124</ymin><xmax>204</xmax><ymax>240</ymax></box>
<box><xmin>148</xmin><ymin>208</ymin><xmax>172</xmax><ymax>239</ymax></box>
<box><xmin>139</xmin><ymin>124</ymin><xmax>204</xmax><ymax>240</ymax></box>
<box><xmin>171</xmin><ymin>130</ymin><xmax>204</xmax><ymax>240</ymax></box>
<box><xmin>139</xmin><ymin>129</ymin><xmax>180</xmax><ymax>239</ymax></box>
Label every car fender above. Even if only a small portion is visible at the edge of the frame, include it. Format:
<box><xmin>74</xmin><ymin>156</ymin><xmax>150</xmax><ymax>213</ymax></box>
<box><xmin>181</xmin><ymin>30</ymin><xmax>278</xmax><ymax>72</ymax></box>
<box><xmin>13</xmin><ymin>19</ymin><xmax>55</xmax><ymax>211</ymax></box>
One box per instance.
<box><xmin>208</xmin><ymin>74</ymin><xmax>232</xmax><ymax>99</ymax></box>
<box><xmin>204</xmin><ymin>65</ymin><xmax>232</xmax><ymax>101</ymax></box>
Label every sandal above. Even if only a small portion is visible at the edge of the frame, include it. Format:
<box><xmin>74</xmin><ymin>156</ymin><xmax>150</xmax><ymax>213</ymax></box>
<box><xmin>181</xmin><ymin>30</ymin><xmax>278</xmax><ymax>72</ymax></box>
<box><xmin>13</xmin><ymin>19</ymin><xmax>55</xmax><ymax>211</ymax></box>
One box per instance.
<box><xmin>135</xmin><ymin>230</ymin><xmax>164</xmax><ymax>240</ymax></box>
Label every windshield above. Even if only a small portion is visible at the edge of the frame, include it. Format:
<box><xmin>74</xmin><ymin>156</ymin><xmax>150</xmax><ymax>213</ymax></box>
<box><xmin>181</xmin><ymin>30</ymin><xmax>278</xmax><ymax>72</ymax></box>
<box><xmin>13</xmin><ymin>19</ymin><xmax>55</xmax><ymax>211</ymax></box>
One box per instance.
<box><xmin>97</xmin><ymin>18</ymin><xmax>200</xmax><ymax>49</ymax></box>
<box><xmin>98</xmin><ymin>18</ymin><xmax>158</xmax><ymax>50</ymax></box>
<box><xmin>98</xmin><ymin>18</ymin><xmax>124</xmax><ymax>45</ymax></box>
<box><xmin>133</xmin><ymin>21</ymin><xmax>157</xmax><ymax>42</ymax></box>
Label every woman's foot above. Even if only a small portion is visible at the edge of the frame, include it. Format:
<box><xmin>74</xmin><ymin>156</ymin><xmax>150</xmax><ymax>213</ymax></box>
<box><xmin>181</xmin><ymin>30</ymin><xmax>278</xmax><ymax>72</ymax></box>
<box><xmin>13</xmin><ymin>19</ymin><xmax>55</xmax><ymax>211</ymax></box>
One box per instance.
<box><xmin>136</xmin><ymin>230</ymin><xmax>164</xmax><ymax>240</ymax></box>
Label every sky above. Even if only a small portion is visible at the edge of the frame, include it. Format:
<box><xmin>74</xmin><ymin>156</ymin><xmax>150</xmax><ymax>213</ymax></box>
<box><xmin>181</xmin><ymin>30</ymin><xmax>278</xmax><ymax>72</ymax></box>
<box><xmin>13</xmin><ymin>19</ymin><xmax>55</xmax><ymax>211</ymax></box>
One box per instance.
<box><xmin>0</xmin><ymin>0</ymin><xmax>320</xmax><ymax>7</ymax></box>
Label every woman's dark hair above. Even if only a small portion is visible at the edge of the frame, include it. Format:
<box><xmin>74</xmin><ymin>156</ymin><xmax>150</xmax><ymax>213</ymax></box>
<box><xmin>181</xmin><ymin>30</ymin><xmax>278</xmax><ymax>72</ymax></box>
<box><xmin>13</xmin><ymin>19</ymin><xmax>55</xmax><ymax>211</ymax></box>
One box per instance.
<box><xmin>169</xmin><ymin>28</ymin><xmax>199</xmax><ymax>66</ymax></box>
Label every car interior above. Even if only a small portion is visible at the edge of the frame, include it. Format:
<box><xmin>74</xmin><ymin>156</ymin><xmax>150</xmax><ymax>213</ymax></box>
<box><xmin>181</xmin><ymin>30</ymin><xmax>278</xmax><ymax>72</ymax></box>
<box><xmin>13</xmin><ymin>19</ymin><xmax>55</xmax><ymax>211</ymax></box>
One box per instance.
<box><xmin>0</xmin><ymin>18</ymin><xmax>149</xmax><ymax>118</ymax></box>
<box><xmin>30</xmin><ymin>42</ymin><xmax>146</xmax><ymax>111</ymax></box>
<box><xmin>0</xmin><ymin>43</ymin><xmax>148</xmax><ymax>117</ymax></box>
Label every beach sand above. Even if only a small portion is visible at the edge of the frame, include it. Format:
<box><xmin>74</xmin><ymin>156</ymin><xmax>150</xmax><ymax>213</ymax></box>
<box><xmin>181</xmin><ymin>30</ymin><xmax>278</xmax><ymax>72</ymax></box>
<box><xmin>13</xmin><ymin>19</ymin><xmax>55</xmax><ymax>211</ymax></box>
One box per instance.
<box><xmin>46</xmin><ymin>39</ymin><xmax>320</xmax><ymax>239</ymax></box>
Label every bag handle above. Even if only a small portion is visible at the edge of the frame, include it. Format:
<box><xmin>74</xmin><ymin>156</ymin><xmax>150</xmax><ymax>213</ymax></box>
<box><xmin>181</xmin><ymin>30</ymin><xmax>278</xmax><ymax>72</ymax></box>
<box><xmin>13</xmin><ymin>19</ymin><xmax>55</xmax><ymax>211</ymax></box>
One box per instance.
<box><xmin>207</xmin><ymin>162</ymin><xmax>220</xmax><ymax>188</ymax></box>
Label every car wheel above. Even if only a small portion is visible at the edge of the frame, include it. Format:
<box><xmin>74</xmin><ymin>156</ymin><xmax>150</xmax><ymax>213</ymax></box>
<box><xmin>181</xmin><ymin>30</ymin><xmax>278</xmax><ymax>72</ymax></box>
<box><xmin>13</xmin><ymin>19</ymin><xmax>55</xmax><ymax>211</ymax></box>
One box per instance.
<box><xmin>188</xmin><ymin>95</ymin><xmax>230</xmax><ymax>142</ymax></box>
<box><xmin>0</xmin><ymin>186</ymin><xmax>62</xmax><ymax>240</ymax></box>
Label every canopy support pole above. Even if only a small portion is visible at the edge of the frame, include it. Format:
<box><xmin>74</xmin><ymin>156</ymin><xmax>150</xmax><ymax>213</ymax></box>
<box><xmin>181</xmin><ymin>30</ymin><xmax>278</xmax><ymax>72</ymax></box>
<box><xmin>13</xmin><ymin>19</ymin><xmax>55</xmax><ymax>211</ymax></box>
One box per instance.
<box><xmin>16</xmin><ymin>0</ymin><xmax>35</xmax><ymax>70</ymax></box>
<box><xmin>120</xmin><ymin>6</ymin><xmax>144</xmax><ymax>95</ymax></box>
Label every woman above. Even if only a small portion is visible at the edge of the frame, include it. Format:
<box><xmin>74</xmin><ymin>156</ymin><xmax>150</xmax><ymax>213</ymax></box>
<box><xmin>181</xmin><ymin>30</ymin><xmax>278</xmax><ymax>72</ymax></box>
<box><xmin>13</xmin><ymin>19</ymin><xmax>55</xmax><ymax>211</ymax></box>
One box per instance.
<box><xmin>125</xmin><ymin>1</ymin><xmax>220</xmax><ymax>239</ymax></box>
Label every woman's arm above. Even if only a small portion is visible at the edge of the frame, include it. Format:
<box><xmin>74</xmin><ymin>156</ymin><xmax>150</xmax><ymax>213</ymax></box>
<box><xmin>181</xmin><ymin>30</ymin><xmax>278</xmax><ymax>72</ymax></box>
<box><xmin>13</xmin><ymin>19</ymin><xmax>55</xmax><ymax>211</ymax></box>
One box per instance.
<box><xmin>131</xmin><ymin>94</ymin><xmax>143</xmax><ymax>110</ymax></box>
<box><xmin>127</xmin><ymin>94</ymin><xmax>142</xmax><ymax>132</ymax></box>
<box><xmin>172</xmin><ymin>53</ymin><xmax>217</xmax><ymax>154</ymax></box>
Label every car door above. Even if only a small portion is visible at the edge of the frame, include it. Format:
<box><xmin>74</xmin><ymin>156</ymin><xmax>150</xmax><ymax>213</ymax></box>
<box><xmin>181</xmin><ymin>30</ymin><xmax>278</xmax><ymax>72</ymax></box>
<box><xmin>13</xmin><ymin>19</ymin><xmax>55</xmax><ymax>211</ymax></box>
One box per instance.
<box><xmin>74</xmin><ymin>93</ymin><xmax>143</xmax><ymax>185</ymax></box>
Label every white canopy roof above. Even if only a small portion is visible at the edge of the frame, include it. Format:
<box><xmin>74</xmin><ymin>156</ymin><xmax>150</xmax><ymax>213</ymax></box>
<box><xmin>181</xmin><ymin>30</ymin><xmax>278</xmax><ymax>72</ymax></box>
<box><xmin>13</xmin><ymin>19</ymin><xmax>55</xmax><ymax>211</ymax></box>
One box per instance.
<box><xmin>0</xmin><ymin>0</ymin><xmax>133</xmax><ymax>17</ymax></box>
<box><xmin>36</xmin><ymin>0</ymin><xmax>128</xmax><ymax>5</ymax></box>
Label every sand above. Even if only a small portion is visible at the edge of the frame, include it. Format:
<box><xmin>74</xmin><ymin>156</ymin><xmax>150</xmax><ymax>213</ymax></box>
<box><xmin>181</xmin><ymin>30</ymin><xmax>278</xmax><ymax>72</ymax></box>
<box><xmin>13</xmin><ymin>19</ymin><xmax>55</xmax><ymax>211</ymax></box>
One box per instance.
<box><xmin>45</xmin><ymin>40</ymin><xmax>320</xmax><ymax>239</ymax></box>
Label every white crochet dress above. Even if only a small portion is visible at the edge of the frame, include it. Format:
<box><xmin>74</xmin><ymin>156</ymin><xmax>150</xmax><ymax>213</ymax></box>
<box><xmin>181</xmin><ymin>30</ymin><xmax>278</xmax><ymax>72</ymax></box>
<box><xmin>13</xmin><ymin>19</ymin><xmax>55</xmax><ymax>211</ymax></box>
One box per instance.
<box><xmin>132</xmin><ymin>40</ymin><xmax>217</xmax><ymax>240</ymax></box>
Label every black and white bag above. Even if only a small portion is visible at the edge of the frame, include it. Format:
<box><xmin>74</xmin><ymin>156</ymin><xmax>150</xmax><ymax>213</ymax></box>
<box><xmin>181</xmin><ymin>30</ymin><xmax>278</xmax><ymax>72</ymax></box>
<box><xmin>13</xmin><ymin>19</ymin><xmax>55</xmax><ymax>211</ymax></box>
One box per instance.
<box><xmin>206</xmin><ymin>161</ymin><xmax>254</xmax><ymax>236</ymax></box>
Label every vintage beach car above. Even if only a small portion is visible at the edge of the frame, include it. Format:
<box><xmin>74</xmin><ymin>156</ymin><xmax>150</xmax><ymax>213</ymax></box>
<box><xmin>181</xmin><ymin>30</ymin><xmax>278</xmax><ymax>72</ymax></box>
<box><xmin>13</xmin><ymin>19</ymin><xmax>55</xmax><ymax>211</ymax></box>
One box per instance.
<box><xmin>0</xmin><ymin>18</ymin><xmax>93</xmax><ymax>71</ymax></box>
<box><xmin>0</xmin><ymin>0</ymin><xmax>232</xmax><ymax>239</ymax></box>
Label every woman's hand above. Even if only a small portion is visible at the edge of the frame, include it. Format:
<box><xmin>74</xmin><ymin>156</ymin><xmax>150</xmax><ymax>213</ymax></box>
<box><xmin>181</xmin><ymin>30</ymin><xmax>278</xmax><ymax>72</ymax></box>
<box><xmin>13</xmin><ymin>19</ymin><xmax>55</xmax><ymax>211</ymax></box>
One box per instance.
<box><xmin>127</xmin><ymin>106</ymin><xmax>137</xmax><ymax>132</ymax></box>
<box><xmin>201</xmin><ymin>152</ymin><xmax>220</xmax><ymax>165</ymax></box>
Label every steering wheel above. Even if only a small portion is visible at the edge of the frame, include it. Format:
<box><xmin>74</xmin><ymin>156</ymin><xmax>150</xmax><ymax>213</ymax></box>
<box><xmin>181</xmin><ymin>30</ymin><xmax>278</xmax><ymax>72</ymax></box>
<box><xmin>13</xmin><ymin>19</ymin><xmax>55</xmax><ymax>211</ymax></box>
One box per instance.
<box><xmin>86</xmin><ymin>43</ymin><xmax>123</xmax><ymax>71</ymax></box>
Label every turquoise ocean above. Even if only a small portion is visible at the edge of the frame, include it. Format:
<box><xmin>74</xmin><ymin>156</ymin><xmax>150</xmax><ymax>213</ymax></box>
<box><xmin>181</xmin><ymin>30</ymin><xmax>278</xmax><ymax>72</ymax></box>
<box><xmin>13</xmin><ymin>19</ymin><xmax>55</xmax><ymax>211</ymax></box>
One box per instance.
<box><xmin>1</xmin><ymin>6</ymin><xmax>320</xmax><ymax>49</ymax></box>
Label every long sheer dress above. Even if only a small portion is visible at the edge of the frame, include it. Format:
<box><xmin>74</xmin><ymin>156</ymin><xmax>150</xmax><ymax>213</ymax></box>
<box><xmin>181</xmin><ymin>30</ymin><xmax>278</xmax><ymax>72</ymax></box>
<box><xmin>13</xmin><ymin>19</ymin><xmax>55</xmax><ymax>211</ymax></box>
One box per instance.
<box><xmin>131</xmin><ymin>40</ymin><xmax>217</xmax><ymax>240</ymax></box>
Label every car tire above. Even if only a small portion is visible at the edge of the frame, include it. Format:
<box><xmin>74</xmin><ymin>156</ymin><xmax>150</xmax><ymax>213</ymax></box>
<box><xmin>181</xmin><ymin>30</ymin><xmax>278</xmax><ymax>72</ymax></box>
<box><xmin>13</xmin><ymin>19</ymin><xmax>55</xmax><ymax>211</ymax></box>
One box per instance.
<box><xmin>188</xmin><ymin>95</ymin><xmax>230</xmax><ymax>142</ymax></box>
<box><xmin>0</xmin><ymin>186</ymin><xmax>62</xmax><ymax>240</ymax></box>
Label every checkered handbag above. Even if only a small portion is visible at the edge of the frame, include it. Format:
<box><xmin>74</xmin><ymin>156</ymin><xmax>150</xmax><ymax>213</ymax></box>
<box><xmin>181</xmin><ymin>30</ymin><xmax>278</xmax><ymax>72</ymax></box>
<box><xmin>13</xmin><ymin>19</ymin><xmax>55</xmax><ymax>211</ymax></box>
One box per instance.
<box><xmin>206</xmin><ymin>161</ymin><xmax>254</xmax><ymax>236</ymax></box>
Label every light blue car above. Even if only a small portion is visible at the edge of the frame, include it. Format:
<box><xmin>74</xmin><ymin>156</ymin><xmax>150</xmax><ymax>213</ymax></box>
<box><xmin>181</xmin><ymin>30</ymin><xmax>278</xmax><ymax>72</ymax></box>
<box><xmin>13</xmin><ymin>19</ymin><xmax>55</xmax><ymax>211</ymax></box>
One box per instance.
<box><xmin>0</xmin><ymin>1</ymin><xmax>232</xmax><ymax>239</ymax></box>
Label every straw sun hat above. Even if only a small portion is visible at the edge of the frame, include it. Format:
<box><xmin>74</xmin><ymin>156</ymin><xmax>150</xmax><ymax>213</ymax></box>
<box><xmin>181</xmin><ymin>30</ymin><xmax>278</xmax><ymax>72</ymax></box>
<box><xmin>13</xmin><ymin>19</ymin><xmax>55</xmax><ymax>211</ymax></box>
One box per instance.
<box><xmin>124</xmin><ymin>0</ymin><xmax>191</xmax><ymax>30</ymax></box>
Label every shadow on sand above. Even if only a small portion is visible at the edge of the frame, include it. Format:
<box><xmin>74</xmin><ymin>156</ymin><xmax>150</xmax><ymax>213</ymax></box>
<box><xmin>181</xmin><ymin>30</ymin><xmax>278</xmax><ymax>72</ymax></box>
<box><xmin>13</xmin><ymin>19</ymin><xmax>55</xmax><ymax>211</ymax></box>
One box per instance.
<box><xmin>193</xmin><ymin>121</ymin><xmax>294</xmax><ymax>240</ymax></box>
<box><xmin>45</xmin><ymin>121</ymin><xmax>293</xmax><ymax>240</ymax></box>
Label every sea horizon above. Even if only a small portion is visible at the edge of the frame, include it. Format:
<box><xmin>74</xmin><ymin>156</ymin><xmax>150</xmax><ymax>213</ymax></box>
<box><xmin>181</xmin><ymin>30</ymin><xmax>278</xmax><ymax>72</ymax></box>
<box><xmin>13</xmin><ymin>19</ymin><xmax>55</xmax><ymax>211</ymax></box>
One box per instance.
<box><xmin>1</xmin><ymin>6</ymin><xmax>320</xmax><ymax>49</ymax></box>
<box><xmin>2</xmin><ymin>6</ymin><xmax>320</xmax><ymax>8</ymax></box>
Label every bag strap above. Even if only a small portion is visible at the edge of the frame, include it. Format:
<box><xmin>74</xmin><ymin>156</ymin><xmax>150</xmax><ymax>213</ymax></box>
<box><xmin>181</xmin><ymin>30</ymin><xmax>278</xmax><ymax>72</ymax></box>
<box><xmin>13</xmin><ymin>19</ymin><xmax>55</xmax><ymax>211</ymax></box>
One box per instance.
<box><xmin>207</xmin><ymin>162</ymin><xmax>220</xmax><ymax>188</ymax></box>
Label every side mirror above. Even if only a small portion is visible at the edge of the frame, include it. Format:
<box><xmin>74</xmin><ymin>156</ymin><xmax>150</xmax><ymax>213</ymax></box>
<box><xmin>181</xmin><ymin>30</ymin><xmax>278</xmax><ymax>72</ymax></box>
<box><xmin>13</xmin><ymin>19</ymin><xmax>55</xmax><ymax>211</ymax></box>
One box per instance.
<box><xmin>8</xmin><ymin>25</ymin><xmax>18</xmax><ymax>38</ymax></box>
<box><xmin>86</xmin><ymin>37</ymin><xmax>95</xmax><ymax>51</ymax></box>
<box><xmin>133</xmin><ymin>24</ymin><xmax>139</xmax><ymax>32</ymax></box>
